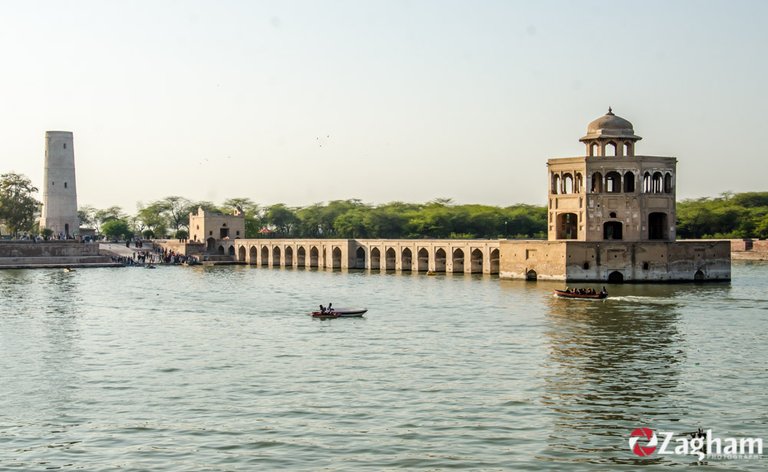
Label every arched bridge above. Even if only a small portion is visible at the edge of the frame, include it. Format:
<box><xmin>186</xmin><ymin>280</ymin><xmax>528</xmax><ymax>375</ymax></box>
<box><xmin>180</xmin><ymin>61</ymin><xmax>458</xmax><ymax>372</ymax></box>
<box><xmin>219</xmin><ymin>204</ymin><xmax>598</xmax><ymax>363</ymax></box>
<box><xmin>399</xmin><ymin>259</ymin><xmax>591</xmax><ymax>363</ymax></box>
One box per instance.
<box><xmin>216</xmin><ymin>239</ymin><xmax>500</xmax><ymax>274</ymax></box>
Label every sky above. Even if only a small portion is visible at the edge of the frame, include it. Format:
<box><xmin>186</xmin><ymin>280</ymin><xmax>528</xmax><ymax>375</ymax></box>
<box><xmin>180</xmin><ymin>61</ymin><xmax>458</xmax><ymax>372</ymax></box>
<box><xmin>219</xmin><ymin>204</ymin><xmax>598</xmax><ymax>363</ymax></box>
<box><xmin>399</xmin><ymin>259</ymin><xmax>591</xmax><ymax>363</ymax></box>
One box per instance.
<box><xmin>1</xmin><ymin>0</ymin><xmax>767</xmax><ymax>213</ymax></box>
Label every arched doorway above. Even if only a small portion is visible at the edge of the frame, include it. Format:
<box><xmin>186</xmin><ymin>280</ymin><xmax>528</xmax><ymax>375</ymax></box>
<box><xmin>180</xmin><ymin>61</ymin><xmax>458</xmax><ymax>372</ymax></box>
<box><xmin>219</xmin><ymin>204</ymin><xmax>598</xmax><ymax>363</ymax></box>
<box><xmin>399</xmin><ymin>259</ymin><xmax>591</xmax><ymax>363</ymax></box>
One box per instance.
<box><xmin>207</xmin><ymin>237</ymin><xmax>216</xmax><ymax>252</ymax></box>
<box><xmin>218</xmin><ymin>245</ymin><xmax>225</xmax><ymax>255</ymax></box>
<box><xmin>694</xmin><ymin>269</ymin><xmax>705</xmax><ymax>281</ymax></box>
<box><xmin>434</xmin><ymin>248</ymin><xmax>446</xmax><ymax>272</ymax></box>
<box><xmin>238</xmin><ymin>246</ymin><xmax>246</xmax><ymax>262</ymax></box>
<box><xmin>470</xmin><ymin>248</ymin><xmax>483</xmax><ymax>273</ymax></box>
<box><xmin>370</xmin><ymin>248</ymin><xmax>381</xmax><ymax>271</ymax></box>
<box><xmin>649</xmin><ymin>212</ymin><xmax>667</xmax><ymax>240</ymax></box>
<box><xmin>401</xmin><ymin>248</ymin><xmax>412</xmax><ymax>271</ymax></box>
<box><xmin>603</xmin><ymin>221</ymin><xmax>623</xmax><ymax>240</ymax></box>
<box><xmin>272</xmin><ymin>247</ymin><xmax>281</xmax><ymax>266</ymax></box>
<box><xmin>452</xmin><ymin>249</ymin><xmax>464</xmax><ymax>273</ymax></box>
<box><xmin>608</xmin><ymin>271</ymin><xmax>624</xmax><ymax>283</ymax></box>
<box><xmin>526</xmin><ymin>269</ymin><xmax>537</xmax><ymax>281</ymax></box>
<box><xmin>417</xmin><ymin>248</ymin><xmax>429</xmax><ymax>272</ymax></box>
<box><xmin>355</xmin><ymin>247</ymin><xmax>366</xmax><ymax>269</ymax></box>
<box><xmin>228</xmin><ymin>246</ymin><xmax>235</xmax><ymax>257</ymax></box>
<box><xmin>385</xmin><ymin>248</ymin><xmax>396</xmax><ymax>271</ymax></box>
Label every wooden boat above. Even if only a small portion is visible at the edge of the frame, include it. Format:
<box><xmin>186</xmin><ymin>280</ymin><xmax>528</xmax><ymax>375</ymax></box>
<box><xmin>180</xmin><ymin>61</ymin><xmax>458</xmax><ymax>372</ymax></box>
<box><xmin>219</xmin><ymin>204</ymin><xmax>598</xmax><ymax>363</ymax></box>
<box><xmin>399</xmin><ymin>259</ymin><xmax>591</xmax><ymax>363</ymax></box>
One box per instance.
<box><xmin>554</xmin><ymin>289</ymin><xmax>607</xmax><ymax>300</ymax></box>
<box><xmin>310</xmin><ymin>308</ymin><xmax>368</xmax><ymax>318</ymax></box>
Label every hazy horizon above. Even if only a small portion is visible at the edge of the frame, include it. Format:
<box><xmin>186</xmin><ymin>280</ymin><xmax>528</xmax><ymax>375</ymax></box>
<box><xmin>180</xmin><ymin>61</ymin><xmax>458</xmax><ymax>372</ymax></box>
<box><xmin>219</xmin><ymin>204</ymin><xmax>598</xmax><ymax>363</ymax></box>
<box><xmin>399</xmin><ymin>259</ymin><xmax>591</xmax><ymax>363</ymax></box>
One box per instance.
<box><xmin>2</xmin><ymin>0</ymin><xmax>766</xmax><ymax>212</ymax></box>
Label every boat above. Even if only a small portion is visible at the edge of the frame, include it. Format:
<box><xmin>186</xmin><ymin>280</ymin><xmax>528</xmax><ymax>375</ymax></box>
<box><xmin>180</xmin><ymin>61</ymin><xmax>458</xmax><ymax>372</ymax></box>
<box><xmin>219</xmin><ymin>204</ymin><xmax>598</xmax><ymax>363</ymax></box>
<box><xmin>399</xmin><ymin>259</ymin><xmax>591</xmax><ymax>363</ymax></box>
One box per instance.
<box><xmin>310</xmin><ymin>308</ymin><xmax>368</xmax><ymax>318</ymax></box>
<box><xmin>554</xmin><ymin>289</ymin><xmax>608</xmax><ymax>300</ymax></box>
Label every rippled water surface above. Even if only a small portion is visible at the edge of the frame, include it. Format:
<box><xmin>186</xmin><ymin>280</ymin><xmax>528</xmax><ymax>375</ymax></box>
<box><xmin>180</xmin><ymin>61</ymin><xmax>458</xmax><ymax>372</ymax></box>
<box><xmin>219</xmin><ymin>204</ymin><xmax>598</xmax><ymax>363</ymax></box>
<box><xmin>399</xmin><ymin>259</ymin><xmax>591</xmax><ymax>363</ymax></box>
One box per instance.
<box><xmin>1</xmin><ymin>262</ymin><xmax>767</xmax><ymax>470</ymax></box>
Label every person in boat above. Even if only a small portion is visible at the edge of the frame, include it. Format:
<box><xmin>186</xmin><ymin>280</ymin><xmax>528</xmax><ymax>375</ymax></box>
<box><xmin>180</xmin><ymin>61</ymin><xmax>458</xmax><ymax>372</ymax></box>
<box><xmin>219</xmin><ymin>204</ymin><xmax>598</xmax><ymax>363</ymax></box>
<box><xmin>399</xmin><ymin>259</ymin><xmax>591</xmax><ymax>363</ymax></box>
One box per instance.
<box><xmin>319</xmin><ymin>304</ymin><xmax>326</xmax><ymax>314</ymax></box>
<box><xmin>327</xmin><ymin>302</ymin><xmax>333</xmax><ymax>313</ymax></box>
<box><xmin>600</xmin><ymin>286</ymin><xmax>607</xmax><ymax>295</ymax></box>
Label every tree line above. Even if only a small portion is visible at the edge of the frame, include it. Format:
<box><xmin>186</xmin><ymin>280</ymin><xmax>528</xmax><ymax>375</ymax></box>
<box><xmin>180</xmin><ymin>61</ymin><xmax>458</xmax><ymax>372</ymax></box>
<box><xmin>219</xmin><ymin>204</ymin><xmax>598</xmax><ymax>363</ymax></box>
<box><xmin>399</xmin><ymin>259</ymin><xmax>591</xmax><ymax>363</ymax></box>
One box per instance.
<box><xmin>79</xmin><ymin>196</ymin><xmax>548</xmax><ymax>240</ymax></box>
<box><xmin>2</xmin><ymin>172</ymin><xmax>767</xmax><ymax>241</ymax></box>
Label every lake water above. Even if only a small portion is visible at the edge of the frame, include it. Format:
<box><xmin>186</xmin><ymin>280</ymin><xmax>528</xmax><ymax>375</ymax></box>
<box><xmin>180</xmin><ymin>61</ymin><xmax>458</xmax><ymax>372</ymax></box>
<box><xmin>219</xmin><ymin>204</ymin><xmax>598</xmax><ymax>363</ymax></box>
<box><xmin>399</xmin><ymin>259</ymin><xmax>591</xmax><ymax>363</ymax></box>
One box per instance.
<box><xmin>1</xmin><ymin>262</ymin><xmax>766</xmax><ymax>470</ymax></box>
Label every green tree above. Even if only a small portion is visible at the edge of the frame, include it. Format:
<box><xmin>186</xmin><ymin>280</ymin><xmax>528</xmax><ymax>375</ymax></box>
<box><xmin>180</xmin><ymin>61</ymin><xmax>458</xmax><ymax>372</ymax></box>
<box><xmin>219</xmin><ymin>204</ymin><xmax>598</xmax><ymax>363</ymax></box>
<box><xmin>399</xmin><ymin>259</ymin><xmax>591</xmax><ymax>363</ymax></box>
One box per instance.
<box><xmin>101</xmin><ymin>219</ymin><xmax>133</xmax><ymax>240</ymax></box>
<box><xmin>0</xmin><ymin>173</ymin><xmax>40</xmax><ymax>237</ymax></box>
<box><xmin>264</xmin><ymin>204</ymin><xmax>298</xmax><ymax>236</ymax></box>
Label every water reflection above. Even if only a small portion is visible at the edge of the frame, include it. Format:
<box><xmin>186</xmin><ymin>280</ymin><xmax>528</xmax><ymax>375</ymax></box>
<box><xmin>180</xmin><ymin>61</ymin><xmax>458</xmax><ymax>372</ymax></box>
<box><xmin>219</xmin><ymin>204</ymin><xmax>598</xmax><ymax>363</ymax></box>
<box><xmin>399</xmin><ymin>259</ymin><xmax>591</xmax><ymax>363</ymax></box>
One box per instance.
<box><xmin>539</xmin><ymin>289</ymin><xmax>686</xmax><ymax>465</ymax></box>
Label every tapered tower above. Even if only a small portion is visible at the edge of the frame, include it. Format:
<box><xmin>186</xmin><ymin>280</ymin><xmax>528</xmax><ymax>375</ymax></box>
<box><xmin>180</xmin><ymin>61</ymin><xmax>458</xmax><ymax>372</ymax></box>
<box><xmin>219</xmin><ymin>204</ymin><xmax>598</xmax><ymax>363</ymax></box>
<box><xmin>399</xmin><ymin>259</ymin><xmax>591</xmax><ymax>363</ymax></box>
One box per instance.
<box><xmin>40</xmin><ymin>131</ymin><xmax>79</xmax><ymax>237</ymax></box>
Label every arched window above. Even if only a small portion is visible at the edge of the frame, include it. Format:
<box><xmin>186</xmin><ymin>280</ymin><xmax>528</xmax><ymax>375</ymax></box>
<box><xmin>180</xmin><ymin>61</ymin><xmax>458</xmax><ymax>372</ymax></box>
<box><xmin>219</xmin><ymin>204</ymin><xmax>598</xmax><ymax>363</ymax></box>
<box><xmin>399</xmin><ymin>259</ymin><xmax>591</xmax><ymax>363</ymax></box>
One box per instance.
<box><xmin>605</xmin><ymin>141</ymin><xmax>617</xmax><ymax>157</ymax></box>
<box><xmin>551</xmin><ymin>174</ymin><xmax>560</xmax><ymax>194</ymax></box>
<box><xmin>623</xmin><ymin>142</ymin><xmax>633</xmax><ymax>156</ymax></box>
<box><xmin>575</xmin><ymin>173</ymin><xmax>583</xmax><ymax>193</ymax></box>
<box><xmin>590</xmin><ymin>143</ymin><xmax>598</xmax><ymax>157</ymax></box>
<box><xmin>653</xmin><ymin>172</ymin><xmax>664</xmax><ymax>193</ymax></box>
<box><xmin>605</xmin><ymin>171</ymin><xmax>621</xmax><ymax>193</ymax></box>
<box><xmin>643</xmin><ymin>172</ymin><xmax>652</xmax><ymax>193</ymax></box>
<box><xmin>563</xmin><ymin>173</ymin><xmax>574</xmax><ymax>194</ymax></box>
<box><xmin>591</xmin><ymin>172</ymin><xmax>603</xmax><ymax>193</ymax></box>
<box><xmin>624</xmin><ymin>171</ymin><xmax>635</xmax><ymax>192</ymax></box>
<box><xmin>664</xmin><ymin>173</ymin><xmax>673</xmax><ymax>193</ymax></box>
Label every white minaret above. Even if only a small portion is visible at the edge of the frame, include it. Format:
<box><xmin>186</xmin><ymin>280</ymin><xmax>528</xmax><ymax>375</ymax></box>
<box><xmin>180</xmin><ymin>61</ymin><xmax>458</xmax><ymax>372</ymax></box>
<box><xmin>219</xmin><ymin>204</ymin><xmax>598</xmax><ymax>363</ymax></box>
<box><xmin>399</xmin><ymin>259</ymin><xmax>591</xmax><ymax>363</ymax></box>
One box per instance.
<box><xmin>40</xmin><ymin>131</ymin><xmax>79</xmax><ymax>237</ymax></box>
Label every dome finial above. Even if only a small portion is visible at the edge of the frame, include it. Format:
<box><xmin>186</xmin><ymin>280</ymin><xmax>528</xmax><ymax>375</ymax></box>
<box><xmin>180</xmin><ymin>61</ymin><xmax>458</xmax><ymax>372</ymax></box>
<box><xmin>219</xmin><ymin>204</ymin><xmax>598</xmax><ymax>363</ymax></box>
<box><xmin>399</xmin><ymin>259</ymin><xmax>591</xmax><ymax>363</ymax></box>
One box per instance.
<box><xmin>607</xmin><ymin>106</ymin><xmax>613</xmax><ymax>115</ymax></box>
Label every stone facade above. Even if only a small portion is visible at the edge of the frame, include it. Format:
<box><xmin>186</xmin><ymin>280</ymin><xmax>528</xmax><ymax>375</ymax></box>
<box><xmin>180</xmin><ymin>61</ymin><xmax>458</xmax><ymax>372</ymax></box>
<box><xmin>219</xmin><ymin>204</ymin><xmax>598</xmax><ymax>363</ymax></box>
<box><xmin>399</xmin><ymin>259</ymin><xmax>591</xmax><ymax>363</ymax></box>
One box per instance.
<box><xmin>39</xmin><ymin>131</ymin><xmax>79</xmax><ymax>237</ymax></box>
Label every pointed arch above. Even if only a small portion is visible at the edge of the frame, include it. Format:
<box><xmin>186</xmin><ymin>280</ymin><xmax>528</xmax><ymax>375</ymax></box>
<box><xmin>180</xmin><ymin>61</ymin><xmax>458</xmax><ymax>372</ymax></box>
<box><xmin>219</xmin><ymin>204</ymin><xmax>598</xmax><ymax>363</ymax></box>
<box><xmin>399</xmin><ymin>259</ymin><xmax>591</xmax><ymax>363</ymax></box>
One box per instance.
<box><xmin>470</xmin><ymin>248</ymin><xmax>483</xmax><ymax>273</ymax></box>
<box><xmin>489</xmin><ymin>248</ymin><xmax>499</xmax><ymax>274</ymax></box>
<box><xmin>285</xmin><ymin>246</ymin><xmax>294</xmax><ymax>266</ymax></box>
<box><xmin>298</xmin><ymin>246</ymin><xmax>306</xmax><ymax>267</ymax></box>
<box><xmin>401</xmin><ymin>248</ymin><xmax>412</xmax><ymax>271</ymax></box>
<box><xmin>434</xmin><ymin>248</ymin><xmax>447</xmax><ymax>272</ymax></box>
<box><xmin>261</xmin><ymin>246</ymin><xmax>269</xmax><ymax>266</ymax></box>
<box><xmin>332</xmin><ymin>247</ymin><xmax>342</xmax><ymax>269</ymax></box>
<box><xmin>452</xmin><ymin>248</ymin><xmax>464</xmax><ymax>273</ymax></box>
<box><xmin>355</xmin><ymin>247</ymin><xmax>366</xmax><ymax>269</ymax></box>
<box><xmin>417</xmin><ymin>248</ymin><xmax>429</xmax><ymax>272</ymax></box>
<box><xmin>370</xmin><ymin>247</ymin><xmax>381</xmax><ymax>271</ymax></box>
<box><xmin>309</xmin><ymin>246</ymin><xmax>319</xmax><ymax>267</ymax></box>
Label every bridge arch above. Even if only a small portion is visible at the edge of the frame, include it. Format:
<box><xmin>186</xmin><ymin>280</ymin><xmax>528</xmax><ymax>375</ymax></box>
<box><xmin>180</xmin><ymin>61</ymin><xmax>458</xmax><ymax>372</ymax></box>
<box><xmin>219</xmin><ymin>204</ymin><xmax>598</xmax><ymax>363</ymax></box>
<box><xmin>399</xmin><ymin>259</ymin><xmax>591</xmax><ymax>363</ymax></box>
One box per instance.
<box><xmin>370</xmin><ymin>247</ymin><xmax>381</xmax><ymax>271</ymax></box>
<box><xmin>298</xmin><ymin>246</ymin><xmax>306</xmax><ymax>267</ymax></box>
<box><xmin>249</xmin><ymin>245</ymin><xmax>257</xmax><ymax>265</ymax></box>
<box><xmin>435</xmin><ymin>248</ymin><xmax>447</xmax><ymax>272</ymax></box>
<box><xmin>490</xmin><ymin>248</ymin><xmax>499</xmax><ymax>274</ymax></box>
<box><xmin>285</xmin><ymin>246</ymin><xmax>294</xmax><ymax>266</ymax></box>
<box><xmin>261</xmin><ymin>246</ymin><xmax>269</xmax><ymax>266</ymax></box>
<box><xmin>272</xmin><ymin>247</ymin><xmax>281</xmax><ymax>266</ymax></box>
<box><xmin>238</xmin><ymin>246</ymin><xmax>246</xmax><ymax>262</ymax></box>
<box><xmin>452</xmin><ymin>248</ymin><xmax>464</xmax><ymax>273</ymax></box>
<box><xmin>470</xmin><ymin>248</ymin><xmax>483</xmax><ymax>273</ymax></box>
<box><xmin>385</xmin><ymin>248</ymin><xmax>396</xmax><ymax>270</ymax></box>
<box><xmin>417</xmin><ymin>248</ymin><xmax>429</xmax><ymax>272</ymax></box>
<box><xmin>401</xmin><ymin>248</ymin><xmax>412</xmax><ymax>271</ymax></box>
<box><xmin>309</xmin><ymin>246</ymin><xmax>319</xmax><ymax>267</ymax></box>
<box><xmin>355</xmin><ymin>247</ymin><xmax>366</xmax><ymax>269</ymax></box>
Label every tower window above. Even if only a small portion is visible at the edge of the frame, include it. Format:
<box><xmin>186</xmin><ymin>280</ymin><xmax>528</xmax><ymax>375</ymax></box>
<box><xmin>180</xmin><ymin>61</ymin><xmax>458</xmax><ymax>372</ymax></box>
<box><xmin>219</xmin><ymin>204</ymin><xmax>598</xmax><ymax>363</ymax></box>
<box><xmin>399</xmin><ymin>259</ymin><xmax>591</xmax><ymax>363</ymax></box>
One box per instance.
<box><xmin>52</xmin><ymin>181</ymin><xmax>54</xmax><ymax>186</ymax></box>
<box><xmin>63</xmin><ymin>143</ymin><xmax>67</xmax><ymax>149</ymax></box>
<box><xmin>64</xmin><ymin>182</ymin><xmax>68</xmax><ymax>188</ymax></box>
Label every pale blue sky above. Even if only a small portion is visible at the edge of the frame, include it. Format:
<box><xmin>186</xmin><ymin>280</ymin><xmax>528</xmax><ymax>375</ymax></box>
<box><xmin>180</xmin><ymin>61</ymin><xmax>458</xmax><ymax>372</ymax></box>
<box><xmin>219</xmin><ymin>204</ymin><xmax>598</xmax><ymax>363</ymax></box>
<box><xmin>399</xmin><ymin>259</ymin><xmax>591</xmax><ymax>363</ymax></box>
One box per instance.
<box><xmin>1</xmin><ymin>0</ymin><xmax>766</xmax><ymax>211</ymax></box>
